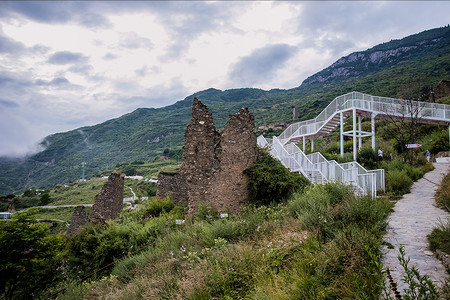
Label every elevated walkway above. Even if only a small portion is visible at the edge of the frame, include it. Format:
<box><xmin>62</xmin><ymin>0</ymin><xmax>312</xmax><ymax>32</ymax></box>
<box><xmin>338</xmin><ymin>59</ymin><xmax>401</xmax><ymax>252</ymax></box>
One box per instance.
<box><xmin>259</xmin><ymin>91</ymin><xmax>450</xmax><ymax>197</ymax></box>
<box><xmin>279</xmin><ymin>92</ymin><xmax>450</xmax><ymax>159</ymax></box>
<box><xmin>257</xmin><ymin>135</ymin><xmax>384</xmax><ymax>197</ymax></box>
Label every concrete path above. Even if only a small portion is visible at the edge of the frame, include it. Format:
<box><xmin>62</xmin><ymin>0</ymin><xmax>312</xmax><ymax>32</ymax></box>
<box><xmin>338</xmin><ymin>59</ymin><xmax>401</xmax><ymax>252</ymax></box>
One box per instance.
<box><xmin>382</xmin><ymin>162</ymin><xmax>450</xmax><ymax>294</ymax></box>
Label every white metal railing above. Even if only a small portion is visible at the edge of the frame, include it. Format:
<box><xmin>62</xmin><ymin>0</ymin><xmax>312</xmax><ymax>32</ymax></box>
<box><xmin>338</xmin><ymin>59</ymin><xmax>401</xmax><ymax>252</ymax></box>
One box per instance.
<box><xmin>258</xmin><ymin>135</ymin><xmax>383</xmax><ymax>197</ymax></box>
<box><xmin>278</xmin><ymin>91</ymin><xmax>450</xmax><ymax>145</ymax></box>
<box><xmin>341</xmin><ymin>161</ymin><xmax>385</xmax><ymax>197</ymax></box>
<box><xmin>258</xmin><ymin>91</ymin><xmax>449</xmax><ymax>197</ymax></box>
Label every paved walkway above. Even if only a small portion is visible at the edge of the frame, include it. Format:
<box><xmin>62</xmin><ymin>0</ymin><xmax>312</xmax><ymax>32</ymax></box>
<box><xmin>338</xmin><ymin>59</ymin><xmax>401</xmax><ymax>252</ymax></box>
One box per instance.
<box><xmin>382</xmin><ymin>162</ymin><xmax>450</xmax><ymax>294</ymax></box>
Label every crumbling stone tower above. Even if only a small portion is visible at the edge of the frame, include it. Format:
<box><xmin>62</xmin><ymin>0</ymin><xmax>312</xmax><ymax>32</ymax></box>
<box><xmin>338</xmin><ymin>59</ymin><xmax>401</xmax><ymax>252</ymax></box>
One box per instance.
<box><xmin>90</xmin><ymin>170</ymin><xmax>125</xmax><ymax>224</ymax></box>
<box><xmin>156</xmin><ymin>98</ymin><xmax>258</xmax><ymax>215</ymax></box>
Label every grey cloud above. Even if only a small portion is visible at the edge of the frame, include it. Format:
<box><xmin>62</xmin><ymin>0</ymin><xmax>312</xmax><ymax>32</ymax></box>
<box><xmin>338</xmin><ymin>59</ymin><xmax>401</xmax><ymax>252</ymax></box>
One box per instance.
<box><xmin>120</xmin><ymin>33</ymin><xmax>153</xmax><ymax>50</ymax></box>
<box><xmin>49</xmin><ymin>77</ymin><xmax>69</xmax><ymax>86</ymax></box>
<box><xmin>35</xmin><ymin>77</ymin><xmax>82</xmax><ymax>90</ymax></box>
<box><xmin>0</xmin><ymin>98</ymin><xmax>19</xmax><ymax>108</ymax></box>
<box><xmin>228</xmin><ymin>44</ymin><xmax>298</xmax><ymax>87</ymax></box>
<box><xmin>0</xmin><ymin>1</ymin><xmax>111</xmax><ymax>28</ymax></box>
<box><xmin>0</xmin><ymin>34</ymin><xmax>26</xmax><ymax>54</ymax></box>
<box><xmin>295</xmin><ymin>2</ymin><xmax>450</xmax><ymax>56</ymax></box>
<box><xmin>48</xmin><ymin>51</ymin><xmax>87</xmax><ymax>65</ymax></box>
<box><xmin>113</xmin><ymin>78</ymin><xmax>188</xmax><ymax>109</ymax></box>
<box><xmin>153</xmin><ymin>2</ymin><xmax>240</xmax><ymax>60</ymax></box>
<box><xmin>134</xmin><ymin>65</ymin><xmax>159</xmax><ymax>77</ymax></box>
<box><xmin>68</xmin><ymin>64</ymin><xmax>93</xmax><ymax>75</ymax></box>
<box><xmin>103</xmin><ymin>53</ymin><xmax>117</xmax><ymax>60</ymax></box>
<box><xmin>0</xmin><ymin>72</ymin><xmax>32</xmax><ymax>89</ymax></box>
<box><xmin>135</xmin><ymin>66</ymin><xmax>147</xmax><ymax>77</ymax></box>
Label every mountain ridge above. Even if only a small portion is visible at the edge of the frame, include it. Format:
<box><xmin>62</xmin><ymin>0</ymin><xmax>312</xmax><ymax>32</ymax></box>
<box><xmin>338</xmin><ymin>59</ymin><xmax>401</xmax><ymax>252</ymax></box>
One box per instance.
<box><xmin>302</xmin><ymin>26</ymin><xmax>450</xmax><ymax>85</ymax></box>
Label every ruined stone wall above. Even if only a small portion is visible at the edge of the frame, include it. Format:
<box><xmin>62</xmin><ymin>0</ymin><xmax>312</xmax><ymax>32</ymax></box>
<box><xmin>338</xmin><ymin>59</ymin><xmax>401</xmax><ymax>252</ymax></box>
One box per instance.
<box><xmin>66</xmin><ymin>206</ymin><xmax>89</xmax><ymax>236</ymax></box>
<box><xmin>157</xmin><ymin>98</ymin><xmax>258</xmax><ymax>215</ymax></box>
<box><xmin>209</xmin><ymin>107</ymin><xmax>258</xmax><ymax>213</ymax></box>
<box><xmin>156</xmin><ymin>171</ymin><xmax>188</xmax><ymax>204</ymax></box>
<box><xmin>180</xmin><ymin>98</ymin><xmax>221</xmax><ymax>214</ymax></box>
<box><xmin>90</xmin><ymin>171</ymin><xmax>125</xmax><ymax>224</ymax></box>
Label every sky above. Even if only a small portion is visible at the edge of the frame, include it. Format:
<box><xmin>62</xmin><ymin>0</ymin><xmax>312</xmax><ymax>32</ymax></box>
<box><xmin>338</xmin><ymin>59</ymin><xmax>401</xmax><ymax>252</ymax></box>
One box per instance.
<box><xmin>0</xmin><ymin>1</ymin><xmax>449</xmax><ymax>157</ymax></box>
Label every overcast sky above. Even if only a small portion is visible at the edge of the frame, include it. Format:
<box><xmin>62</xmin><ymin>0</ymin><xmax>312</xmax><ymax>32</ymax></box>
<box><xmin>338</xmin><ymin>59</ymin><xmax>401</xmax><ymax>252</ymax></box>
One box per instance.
<box><xmin>0</xmin><ymin>1</ymin><xmax>449</xmax><ymax>157</ymax></box>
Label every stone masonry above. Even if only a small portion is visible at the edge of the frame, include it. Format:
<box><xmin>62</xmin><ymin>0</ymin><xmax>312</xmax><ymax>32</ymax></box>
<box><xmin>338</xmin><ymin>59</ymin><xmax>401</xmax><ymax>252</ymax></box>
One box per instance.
<box><xmin>90</xmin><ymin>170</ymin><xmax>125</xmax><ymax>224</ymax></box>
<box><xmin>157</xmin><ymin>98</ymin><xmax>258</xmax><ymax>215</ymax></box>
<box><xmin>66</xmin><ymin>205</ymin><xmax>89</xmax><ymax>236</ymax></box>
<box><xmin>210</xmin><ymin>106</ymin><xmax>258</xmax><ymax>213</ymax></box>
<box><xmin>156</xmin><ymin>171</ymin><xmax>188</xmax><ymax>205</ymax></box>
<box><xmin>66</xmin><ymin>171</ymin><xmax>125</xmax><ymax>236</ymax></box>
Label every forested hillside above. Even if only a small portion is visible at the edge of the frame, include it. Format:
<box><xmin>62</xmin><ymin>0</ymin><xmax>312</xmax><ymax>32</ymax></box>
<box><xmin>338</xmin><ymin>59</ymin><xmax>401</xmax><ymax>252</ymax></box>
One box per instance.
<box><xmin>1</xmin><ymin>26</ymin><xmax>450</xmax><ymax>194</ymax></box>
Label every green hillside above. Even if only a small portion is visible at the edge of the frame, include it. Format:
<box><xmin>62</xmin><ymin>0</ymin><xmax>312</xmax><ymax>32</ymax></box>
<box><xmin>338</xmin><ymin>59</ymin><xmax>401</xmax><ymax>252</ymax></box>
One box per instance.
<box><xmin>1</xmin><ymin>26</ymin><xmax>450</xmax><ymax>194</ymax></box>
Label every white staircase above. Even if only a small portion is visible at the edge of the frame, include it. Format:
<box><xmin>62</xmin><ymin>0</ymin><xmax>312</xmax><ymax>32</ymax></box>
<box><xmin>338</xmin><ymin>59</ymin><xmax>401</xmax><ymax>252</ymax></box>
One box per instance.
<box><xmin>257</xmin><ymin>135</ymin><xmax>382</xmax><ymax>197</ymax></box>
<box><xmin>259</xmin><ymin>91</ymin><xmax>450</xmax><ymax>197</ymax></box>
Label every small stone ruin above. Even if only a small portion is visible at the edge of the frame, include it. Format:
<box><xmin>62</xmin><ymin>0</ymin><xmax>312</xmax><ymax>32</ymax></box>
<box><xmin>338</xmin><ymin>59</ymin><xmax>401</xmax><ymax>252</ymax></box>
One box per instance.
<box><xmin>66</xmin><ymin>205</ymin><xmax>89</xmax><ymax>237</ymax></box>
<box><xmin>66</xmin><ymin>170</ymin><xmax>125</xmax><ymax>236</ymax></box>
<box><xmin>156</xmin><ymin>98</ymin><xmax>258</xmax><ymax>215</ymax></box>
<box><xmin>90</xmin><ymin>170</ymin><xmax>125</xmax><ymax>224</ymax></box>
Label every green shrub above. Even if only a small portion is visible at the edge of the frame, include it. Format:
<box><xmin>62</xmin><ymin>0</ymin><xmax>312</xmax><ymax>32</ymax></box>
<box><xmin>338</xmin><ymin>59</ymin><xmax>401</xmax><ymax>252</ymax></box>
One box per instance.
<box><xmin>428</xmin><ymin>221</ymin><xmax>450</xmax><ymax>255</ymax></box>
<box><xmin>338</xmin><ymin>196</ymin><xmax>392</xmax><ymax>232</ymax></box>
<box><xmin>429</xmin><ymin>129</ymin><xmax>450</xmax><ymax>154</ymax></box>
<box><xmin>435</xmin><ymin>172</ymin><xmax>450</xmax><ymax>212</ymax></box>
<box><xmin>357</xmin><ymin>147</ymin><xmax>379</xmax><ymax>169</ymax></box>
<box><xmin>65</xmin><ymin>215</ymin><xmax>172</xmax><ymax>280</ymax></box>
<box><xmin>290</xmin><ymin>187</ymin><xmax>335</xmax><ymax>239</ymax></box>
<box><xmin>386</xmin><ymin>169</ymin><xmax>413</xmax><ymax>195</ymax></box>
<box><xmin>0</xmin><ymin>209</ymin><xmax>64</xmax><ymax>299</ymax></box>
<box><xmin>144</xmin><ymin>197</ymin><xmax>175</xmax><ymax>218</ymax></box>
<box><xmin>244</xmin><ymin>149</ymin><xmax>309</xmax><ymax>206</ymax></box>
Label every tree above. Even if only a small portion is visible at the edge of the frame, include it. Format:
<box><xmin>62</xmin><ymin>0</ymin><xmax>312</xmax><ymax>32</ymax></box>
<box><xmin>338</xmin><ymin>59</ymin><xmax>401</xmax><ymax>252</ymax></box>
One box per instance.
<box><xmin>379</xmin><ymin>94</ymin><xmax>426</xmax><ymax>163</ymax></box>
<box><xmin>0</xmin><ymin>209</ymin><xmax>64</xmax><ymax>299</ymax></box>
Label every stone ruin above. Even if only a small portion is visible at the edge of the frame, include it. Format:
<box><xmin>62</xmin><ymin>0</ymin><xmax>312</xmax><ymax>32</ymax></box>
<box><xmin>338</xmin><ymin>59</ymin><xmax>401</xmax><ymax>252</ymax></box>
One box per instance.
<box><xmin>66</xmin><ymin>205</ymin><xmax>89</xmax><ymax>237</ymax></box>
<box><xmin>66</xmin><ymin>170</ymin><xmax>125</xmax><ymax>236</ymax></box>
<box><xmin>156</xmin><ymin>98</ymin><xmax>258</xmax><ymax>215</ymax></box>
<box><xmin>90</xmin><ymin>171</ymin><xmax>125</xmax><ymax>224</ymax></box>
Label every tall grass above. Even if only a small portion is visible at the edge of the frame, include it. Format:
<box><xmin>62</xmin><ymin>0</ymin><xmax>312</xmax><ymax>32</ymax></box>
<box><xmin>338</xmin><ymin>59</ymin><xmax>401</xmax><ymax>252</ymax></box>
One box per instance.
<box><xmin>435</xmin><ymin>172</ymin><xmax>450</xmax><ymax>212</ymax></box>
<box><xmin>60</xmin><ymin>182</ymin><xmax>394</xmax><ymax>299</ymax></box>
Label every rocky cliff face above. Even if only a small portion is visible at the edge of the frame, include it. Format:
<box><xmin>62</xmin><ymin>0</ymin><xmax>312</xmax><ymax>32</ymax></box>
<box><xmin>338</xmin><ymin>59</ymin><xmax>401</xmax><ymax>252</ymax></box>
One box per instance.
<box><xmin>302</xmin><ymin>28</ymin><xmax>448</xmax><ymax>85</ymax></box>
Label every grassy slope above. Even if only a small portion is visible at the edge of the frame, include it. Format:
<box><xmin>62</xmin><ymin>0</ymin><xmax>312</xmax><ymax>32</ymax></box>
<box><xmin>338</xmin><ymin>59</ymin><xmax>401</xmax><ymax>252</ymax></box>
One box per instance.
<box><xmin>59</xmin><ymin>184</ymin><xmax>394</xmax><ymax>299</ymax></box>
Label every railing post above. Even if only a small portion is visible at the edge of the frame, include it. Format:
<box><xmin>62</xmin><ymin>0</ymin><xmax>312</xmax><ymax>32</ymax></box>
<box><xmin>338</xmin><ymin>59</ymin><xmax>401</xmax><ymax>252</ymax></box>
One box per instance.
<box><xmin>353</xmin><ymin>108</ymin><xmax>357</xmax><ymax>160</ymax></box>
<box><xmin>340</xmin><ymin>112</ymin><xmax>344</xmax><ymax>158</ymax></box>
<box><xmin>371</xmin><ymin>112</ymin><xmax>376</xmax><ymax>150</ymax></box>
<box><xmin>358</xmin><ymin>115</ymin><xmax>362</xmax><ymax>150</ymax></box>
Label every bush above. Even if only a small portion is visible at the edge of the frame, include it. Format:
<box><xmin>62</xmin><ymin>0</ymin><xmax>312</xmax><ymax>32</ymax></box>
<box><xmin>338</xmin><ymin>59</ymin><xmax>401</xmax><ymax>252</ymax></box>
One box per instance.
<box><xmin>145</xmin><ymin>197</ymin><xmax>175</xmax><ymax>218</ymax></box>
<box><xmin>428</xmin><ymin>221</ymin><xmax>450</xmax><ymax>255</ymax></box>
<box><xmin>244</xmin><ymin>149</ymin><xmax>309</xmax><ymax>206</ymax></box>
<box><xmin>0</xmin><ymin>209</ymin><xmax>64</xmax><ymax>299</ymax></box>
<box><xmin>357</xmin><ymin>147</ymin><xmax>379</xmax><ymax>169</ymax></box>
<box><xmin>387</xmin><ymin>169</ymin><xmax>413</xmax><ymax>195</ymax></box>
<box><xmin>289</xmin><ymin>183</ymin><xmax>354</xmax><ymax>241</ymax></box>
<box><xmin>436</xmin><ymin>172</ymin><xmax>450</xmax><ymax>212</ymax></box>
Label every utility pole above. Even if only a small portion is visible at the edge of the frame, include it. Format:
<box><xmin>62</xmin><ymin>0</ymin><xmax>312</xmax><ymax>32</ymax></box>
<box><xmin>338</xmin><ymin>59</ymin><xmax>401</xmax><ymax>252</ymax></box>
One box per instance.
<box><xmin>81</xmin><ymin>162</ymin><xmax>86</xmax><ymax>181</ymax></box>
